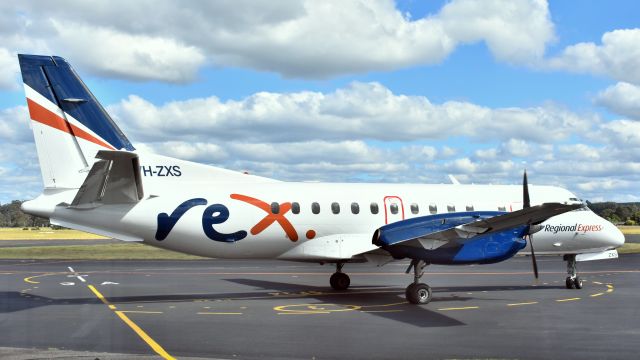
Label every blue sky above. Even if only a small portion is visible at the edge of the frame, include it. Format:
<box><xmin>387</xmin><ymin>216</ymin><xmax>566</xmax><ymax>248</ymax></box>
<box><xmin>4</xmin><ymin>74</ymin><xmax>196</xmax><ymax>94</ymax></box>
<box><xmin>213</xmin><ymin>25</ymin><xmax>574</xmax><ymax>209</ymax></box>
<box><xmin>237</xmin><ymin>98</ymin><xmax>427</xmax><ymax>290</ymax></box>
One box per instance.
<box><xmin>0</xmin><ymin>0</ymin><xmax>639</xmax><ymax>203</ymax></box>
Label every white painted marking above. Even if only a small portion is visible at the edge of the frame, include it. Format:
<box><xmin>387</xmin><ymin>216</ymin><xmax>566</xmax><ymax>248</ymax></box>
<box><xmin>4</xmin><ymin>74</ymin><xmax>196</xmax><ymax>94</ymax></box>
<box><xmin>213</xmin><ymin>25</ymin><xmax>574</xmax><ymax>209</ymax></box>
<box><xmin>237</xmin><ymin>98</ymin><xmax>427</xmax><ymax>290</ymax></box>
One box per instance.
<box><xmin>60</xmin><ymin>282</ymin><xmax>75</xmax><ymax>286</ymax></box>
<box><xmin>101</xmin><ymin>281</ymin><xmax>119</xmax><ymax>285</ymax></box>
<box><xmin>67</xmin><ymin>266</ymin><xmax>87</xmax><ymax>282</ymax></box>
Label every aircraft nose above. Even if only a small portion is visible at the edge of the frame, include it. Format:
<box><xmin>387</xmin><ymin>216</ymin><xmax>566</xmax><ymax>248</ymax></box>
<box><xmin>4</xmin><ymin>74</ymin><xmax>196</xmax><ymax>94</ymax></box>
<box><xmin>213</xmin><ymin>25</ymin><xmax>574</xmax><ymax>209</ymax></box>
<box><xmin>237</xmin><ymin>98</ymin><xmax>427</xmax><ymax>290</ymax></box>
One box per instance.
<box><xmin>607</xmin><ymin>223</ymin><xmax>625</xmax><ymax>249</ymax></box>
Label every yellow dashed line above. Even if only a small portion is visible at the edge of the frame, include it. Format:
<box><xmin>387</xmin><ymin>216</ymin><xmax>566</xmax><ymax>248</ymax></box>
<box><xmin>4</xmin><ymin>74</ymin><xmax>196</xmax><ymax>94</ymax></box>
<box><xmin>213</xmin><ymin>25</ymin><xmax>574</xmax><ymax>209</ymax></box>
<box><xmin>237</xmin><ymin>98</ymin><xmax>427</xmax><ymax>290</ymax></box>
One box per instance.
<box><xmin>556</xmin><ymin>297</ymin><xmax>581</xmax><ymax>302</ymax></box>
<box><xmin>438</xmin><ymin>306</ymin><xmax>479</xmax><ymax>311</ymax></box>
<box><xmin>507</xmin><ymin>301</ymin><xmax>538</xmax><ymax>306</ymax></box>
<box><xmin>590</xmin><ymin>293</ymin><xmax>604</xmax><ymax>297</ymax></box>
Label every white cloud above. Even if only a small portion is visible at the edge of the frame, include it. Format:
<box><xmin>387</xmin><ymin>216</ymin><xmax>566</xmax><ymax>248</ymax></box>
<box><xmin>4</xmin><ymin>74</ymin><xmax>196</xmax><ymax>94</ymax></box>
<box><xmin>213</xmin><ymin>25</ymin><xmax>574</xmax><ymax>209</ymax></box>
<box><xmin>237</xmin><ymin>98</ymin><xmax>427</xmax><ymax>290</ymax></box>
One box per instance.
<box><xmin>547</xmin><ymin>29</ymin><xmax>640</xmax><ymax>85</ymax></box>
<box><xmin>557</xmin><ymin>144</ymin><xmax>602</xmax><ymax>161</ymax></box>
<box><xmin>0</xmin><ymin>48</ymin><xmax>19</xmax><ymax>90</ymax></box>
<box><xmin>49</xmin><ymin>20</ymin><xmax>206</xmax><ymax>83</ymax></box>
<box><xmin>597</xmin><ymin>119</ymin><xmax>640</xmax><ymax>148</ymax></box>
<box><xmin>0</xmin><ymin>106</ymin><xmax>31</xmax><ymax>143</ymax></box>
<box><xmin>0</xmin><ymin>0</ymin><xmax>555</xmax><ymax>85</ymax></box>
<box><xmin>577</xmin><ymin>179</ymin><xmax>633</xmax><ymax>192</ymax></box>
<box><xmin>440</xmin><ymin>0</ymin><xmax>554</xmax><ymax>64</ymax></box>
<box><xmin>111</xmin><ymin>82</ymin><xmax>595</xmax><ymax>144</ymax></box>
<box><xmin>595</xmin><ymin>82</ymin><xmax>640</xmax><ymax>119</ymax></box>
<box><xmin>502</xmin><ymin>139</ymin><xmax>531</xmax><ymax>157</ymax></box>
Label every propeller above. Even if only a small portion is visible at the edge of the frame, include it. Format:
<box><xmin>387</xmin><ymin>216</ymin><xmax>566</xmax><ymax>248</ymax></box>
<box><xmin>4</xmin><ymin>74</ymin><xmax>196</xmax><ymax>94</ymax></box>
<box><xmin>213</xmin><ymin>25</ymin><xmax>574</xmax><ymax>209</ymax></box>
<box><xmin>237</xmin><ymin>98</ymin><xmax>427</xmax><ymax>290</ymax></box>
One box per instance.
<box><xmin>523</xmin><ymin>170</ymin><xmax>539</xmax><ymax>279</ymax></box>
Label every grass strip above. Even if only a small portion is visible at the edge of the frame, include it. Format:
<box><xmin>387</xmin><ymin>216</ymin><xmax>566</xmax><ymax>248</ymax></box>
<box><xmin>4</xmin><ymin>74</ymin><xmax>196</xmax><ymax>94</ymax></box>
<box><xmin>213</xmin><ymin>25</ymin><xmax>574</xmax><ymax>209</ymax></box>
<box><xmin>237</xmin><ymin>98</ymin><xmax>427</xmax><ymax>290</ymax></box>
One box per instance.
<box><xmin>617</xmin><ymin>243</ymin><xmax>640</xmax><ymax>254</ymax></box>
<box><xmin>0</xmin><ymin>228</ymin><xmax>108</xmax><ymax>240</ymax></box>
<box><xmin>619</xmin><ymin>226</ymin><xmax>640</xmax><ymax>235</ymax></box>
<box><xmin>0</xmin><ymin>243</ymin><xmax>205</xmax><ymax>260</ymax></box>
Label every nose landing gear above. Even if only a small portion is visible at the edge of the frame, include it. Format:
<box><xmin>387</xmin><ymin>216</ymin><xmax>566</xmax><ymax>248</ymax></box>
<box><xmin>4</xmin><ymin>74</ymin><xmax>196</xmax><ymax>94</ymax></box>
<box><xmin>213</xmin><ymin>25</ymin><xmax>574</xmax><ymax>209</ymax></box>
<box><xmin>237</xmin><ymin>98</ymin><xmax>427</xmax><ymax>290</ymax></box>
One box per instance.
<box><xmin>564</xmin><ymin>254</ymin><xmax>583</xmax><ymax>289</ymax></box>
<box><xmin>330</xmin><ymin>262</ymin><xmax>350</xmax><ymax>290</ymax></box>
<box><xmin>405</xmin><ymin>259</ymin><xmax>432</xmax><ymax>304</ymax></box>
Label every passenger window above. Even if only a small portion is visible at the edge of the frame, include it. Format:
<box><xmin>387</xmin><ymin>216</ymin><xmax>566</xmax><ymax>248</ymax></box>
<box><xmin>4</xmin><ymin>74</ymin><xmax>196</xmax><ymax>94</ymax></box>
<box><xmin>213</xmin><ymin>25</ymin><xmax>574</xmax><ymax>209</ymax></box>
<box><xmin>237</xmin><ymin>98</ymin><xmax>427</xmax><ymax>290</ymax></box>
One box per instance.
<box><xmin>429</xmin><ymin>204</ymin><xmax>437</xmax><ymax>214</ymax></box>
<box><xmin>271</xmin><ymin>202</ymin><xmax>280</xmax><ymax>214</ymax></box>
<box><xmin>312</xmin><ymin>202</ymin><xmax>320</xmax><ymax>214</ymax></box>
<box><xmin>370</xmin><ymin>202</ymin><xmax>379</xmax><ymax>214</ymax></box>
<box><xmin>291</xmin><ymin>202</ymin><xmax>300</xmax><ymax>214</ymax></box>
<box><xmin>447</xmin><ymin>205</ymin><xmax>455</xmax><ymax>212</ymax></box>
<box><xmin>410</xmin><ymin>203</ymin><xmax>419</xmax><ymax>214</ymax></box>
<box><xmin>390</xmin><ymin>204</ymin><xmax>398</xmax><ymax>214</ymax></box>
<box><xmin>351</xmin><ymin>202</ymin><xmax>360</xmax><ymax>214</ymax></box>
<box><xmin>498</xmin><ymin>206</ymin><xmax>506</xmax><ymax>211</ymax></box>
<box><xmin>466</xmin><ymin>205</ymin><xmax>474</xmax><ymax>211</ymax></box>
<box><xmin>331</xmin><ymin>202</ymin><xmax>340</xmax><ymax>214</ymax></box>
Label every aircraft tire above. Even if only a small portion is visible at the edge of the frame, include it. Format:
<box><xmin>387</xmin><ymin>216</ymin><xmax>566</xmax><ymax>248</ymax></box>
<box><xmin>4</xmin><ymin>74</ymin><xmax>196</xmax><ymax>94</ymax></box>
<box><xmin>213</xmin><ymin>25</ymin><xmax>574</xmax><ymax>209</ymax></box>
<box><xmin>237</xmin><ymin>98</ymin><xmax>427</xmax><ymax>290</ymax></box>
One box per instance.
<box><xmin>406</xmin><ymin>283</ymin><xmax>432</xmax><ymax>305</ymax></box>
<box><xmin>565</xmin><ymin>277</ymin><xmax>575</xmax><ymax>289</ymax></box>
<box><xmin>573</xmin><ymin>276</ymin><xmax>583</xmax><ymax>289</ymax></box>
<box><xmin>330</xmin><ymin>272</ymin><xmax>350</xmax><ymax>290</ymax></box>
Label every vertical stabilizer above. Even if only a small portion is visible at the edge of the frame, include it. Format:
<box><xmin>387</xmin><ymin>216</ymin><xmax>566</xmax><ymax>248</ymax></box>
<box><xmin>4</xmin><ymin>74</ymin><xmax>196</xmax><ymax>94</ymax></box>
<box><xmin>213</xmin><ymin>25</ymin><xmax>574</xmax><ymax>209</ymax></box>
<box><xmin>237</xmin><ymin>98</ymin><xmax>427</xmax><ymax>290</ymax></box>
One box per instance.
<box><xmin>18</xmin><ymin>54</ymin><xmax>134</xmax><ymax>189</ymax></box>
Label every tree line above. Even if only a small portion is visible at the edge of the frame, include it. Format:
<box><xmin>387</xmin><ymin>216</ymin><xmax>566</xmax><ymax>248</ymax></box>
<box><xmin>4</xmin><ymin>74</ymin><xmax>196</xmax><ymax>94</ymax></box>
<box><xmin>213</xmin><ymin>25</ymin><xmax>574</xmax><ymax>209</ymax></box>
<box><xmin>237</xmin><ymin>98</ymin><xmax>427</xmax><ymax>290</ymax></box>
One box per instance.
<box><xmin>1</xmin><ymin>200</ymin><xmax>639</xmax><ymax>228</ymax></box>
<box><xmin>0</xmin><ymin>201</ymin><xmax>50</xmax><ymax>227</ymax></box>
<box><xmin>586</xmin><ymin>201</ymin><xmax>640</xmax><ymax>225</ymax></box>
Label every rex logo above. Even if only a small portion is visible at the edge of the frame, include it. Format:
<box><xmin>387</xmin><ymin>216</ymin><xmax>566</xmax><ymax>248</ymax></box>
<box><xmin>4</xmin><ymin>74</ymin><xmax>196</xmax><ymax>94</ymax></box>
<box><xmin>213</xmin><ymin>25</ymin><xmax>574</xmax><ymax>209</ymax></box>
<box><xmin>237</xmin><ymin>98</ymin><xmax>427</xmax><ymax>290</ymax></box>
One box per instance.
<box><xmin>230</xmin><ymin>194</ymin><xmax>299</xmax><ymax>242</ymax></box>
<box><xmin>155</xmin><ymin>198</ymin><xmax>247</xmax><ymax>242</ymax></box>
<box><xmin>154</xmin><ymin>194</ymin><xmax>299</xmax><ymax>242</ymax></box>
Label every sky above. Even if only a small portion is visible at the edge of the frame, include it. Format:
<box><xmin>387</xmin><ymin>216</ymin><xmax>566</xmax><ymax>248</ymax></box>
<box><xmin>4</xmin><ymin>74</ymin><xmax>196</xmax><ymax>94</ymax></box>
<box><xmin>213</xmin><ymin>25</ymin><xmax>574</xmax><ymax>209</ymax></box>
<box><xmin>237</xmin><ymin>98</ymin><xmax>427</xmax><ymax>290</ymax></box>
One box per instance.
<box><xmin>0</xmin><ymin>0</ymin><xmax>639</xmax><ymax>203</ymax></box>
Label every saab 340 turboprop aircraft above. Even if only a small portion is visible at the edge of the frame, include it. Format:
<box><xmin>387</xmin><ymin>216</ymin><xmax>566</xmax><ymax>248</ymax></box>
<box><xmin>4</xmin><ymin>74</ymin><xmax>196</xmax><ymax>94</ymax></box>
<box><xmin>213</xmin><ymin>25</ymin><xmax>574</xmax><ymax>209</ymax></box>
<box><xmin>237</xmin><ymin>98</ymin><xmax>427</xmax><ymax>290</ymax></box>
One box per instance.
<box><xmin>17</xmin><ymin>54</ymin><xmax>625</xmax><ymax>304</ymax></box>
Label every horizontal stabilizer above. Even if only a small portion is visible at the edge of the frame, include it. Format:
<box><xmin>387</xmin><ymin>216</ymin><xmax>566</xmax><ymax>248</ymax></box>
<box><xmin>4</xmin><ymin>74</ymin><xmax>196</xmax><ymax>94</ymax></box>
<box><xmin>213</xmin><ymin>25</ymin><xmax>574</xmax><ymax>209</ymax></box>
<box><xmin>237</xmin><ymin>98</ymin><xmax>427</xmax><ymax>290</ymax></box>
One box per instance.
<box><xmin>70</xmin><ymin>150</ymin><xmax>143</xmax><ymax>208</ymax></box>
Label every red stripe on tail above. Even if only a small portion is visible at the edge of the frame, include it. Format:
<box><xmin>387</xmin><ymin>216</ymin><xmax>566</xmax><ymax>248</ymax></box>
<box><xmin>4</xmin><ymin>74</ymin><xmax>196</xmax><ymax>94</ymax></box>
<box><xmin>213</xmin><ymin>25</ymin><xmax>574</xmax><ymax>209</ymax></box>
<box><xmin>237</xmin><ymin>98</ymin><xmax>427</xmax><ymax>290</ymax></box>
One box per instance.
<box><xmin>26</xmin><ymin>98</ymin><xmax>115</xmax><ymax>150</ymax></box>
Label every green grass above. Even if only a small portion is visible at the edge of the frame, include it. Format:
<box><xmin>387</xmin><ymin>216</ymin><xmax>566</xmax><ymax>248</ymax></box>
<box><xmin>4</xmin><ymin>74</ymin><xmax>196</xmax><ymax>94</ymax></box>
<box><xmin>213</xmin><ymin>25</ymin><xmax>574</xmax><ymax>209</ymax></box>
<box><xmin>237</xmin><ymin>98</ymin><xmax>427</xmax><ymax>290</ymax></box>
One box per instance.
<box><xmin>0</xmin><ymin>227</ymin><xmax>108</xmax><ymax>240</ymax></box>
<box><xmin>0</xmin><ymin>243</ymin><xmax>205</xmax><ymax>260</ymax></box>
<box><xmin>618</xmin><ymin>243</ymin><xmax>640</xmax><ymax>254</ymax></box>
<box><xmin>618</xmin><ymin>226</ymin><xmax>640</xmax><ymax>235</ymax></box>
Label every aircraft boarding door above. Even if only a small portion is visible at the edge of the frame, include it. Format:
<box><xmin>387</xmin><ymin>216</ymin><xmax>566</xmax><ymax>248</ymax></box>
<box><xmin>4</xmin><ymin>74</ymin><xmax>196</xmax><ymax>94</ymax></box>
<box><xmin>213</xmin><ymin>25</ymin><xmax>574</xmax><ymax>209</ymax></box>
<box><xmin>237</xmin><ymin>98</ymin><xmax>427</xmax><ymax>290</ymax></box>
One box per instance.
<box><xmin>383</xmin><ymin>196</ymin><xmax>405</xmax><ymax>225</ymax></box>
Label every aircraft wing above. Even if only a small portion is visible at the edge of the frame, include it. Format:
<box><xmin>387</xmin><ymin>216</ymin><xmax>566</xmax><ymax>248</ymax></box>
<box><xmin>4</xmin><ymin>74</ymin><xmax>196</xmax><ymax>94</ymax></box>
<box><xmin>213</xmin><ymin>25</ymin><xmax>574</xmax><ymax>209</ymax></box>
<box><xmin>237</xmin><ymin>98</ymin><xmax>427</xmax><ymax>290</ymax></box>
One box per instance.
<box><xmin>375</xmin><ymin>203</ymin><xmax>582</xmax><ymax>250</ymax></box>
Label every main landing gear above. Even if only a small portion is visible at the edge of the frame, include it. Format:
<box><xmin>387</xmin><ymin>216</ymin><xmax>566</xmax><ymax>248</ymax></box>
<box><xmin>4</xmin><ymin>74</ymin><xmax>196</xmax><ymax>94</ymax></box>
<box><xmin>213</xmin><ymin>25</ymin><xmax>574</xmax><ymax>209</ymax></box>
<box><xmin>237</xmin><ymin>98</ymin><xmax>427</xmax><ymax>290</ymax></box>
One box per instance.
<box><xmin>564</xmin><ymin>254</ymin><xmax>583</xmax><ymax>289</ymax></box>
<box><xmin>330</xmin><ymin>262</ymin><xmax>350</xmax><ymax>290</ymax></box>
<box><xmin>405</xmin><ymin>259</ymin><xmax>433</xmax><ymax>305</ymax></box>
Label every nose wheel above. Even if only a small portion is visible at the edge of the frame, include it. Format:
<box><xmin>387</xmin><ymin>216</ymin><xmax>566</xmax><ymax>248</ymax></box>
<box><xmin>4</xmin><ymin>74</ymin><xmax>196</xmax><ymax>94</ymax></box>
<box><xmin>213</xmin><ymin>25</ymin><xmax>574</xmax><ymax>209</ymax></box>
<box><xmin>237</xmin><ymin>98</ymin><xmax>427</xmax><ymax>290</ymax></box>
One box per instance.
<box><xmin>564</xmin><ymin>254</ymin><xmax>583</xmax><ymax>289</ymax></box>
<box><xmin>330</xmin><ymin>262</ymin><xmax>350</xmax><ymax>290</ymax></box>
<box><xmin>405</xmin><ymin>259</ymin><xmax>432</xmax><ymax>304</ymax></box>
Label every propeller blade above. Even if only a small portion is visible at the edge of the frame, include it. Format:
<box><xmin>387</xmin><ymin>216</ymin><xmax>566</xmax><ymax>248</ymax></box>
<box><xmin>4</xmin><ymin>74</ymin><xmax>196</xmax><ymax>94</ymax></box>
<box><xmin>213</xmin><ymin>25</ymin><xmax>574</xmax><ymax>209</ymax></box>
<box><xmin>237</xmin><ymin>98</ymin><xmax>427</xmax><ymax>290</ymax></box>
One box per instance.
<box><xmin>528</xmin><ymin>234</ymin><xmax>539</xmax><ymax>279</ymax></box>
<box><xmin>523</xmin><ymin>170</ymin><xmax>530</xmax><ymax>209</ymax></box>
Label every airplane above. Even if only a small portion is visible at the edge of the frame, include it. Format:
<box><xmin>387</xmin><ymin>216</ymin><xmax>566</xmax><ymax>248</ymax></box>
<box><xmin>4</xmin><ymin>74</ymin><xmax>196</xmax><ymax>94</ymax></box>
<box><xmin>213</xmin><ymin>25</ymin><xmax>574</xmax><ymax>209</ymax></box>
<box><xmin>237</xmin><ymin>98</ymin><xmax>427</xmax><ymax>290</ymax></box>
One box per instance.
<box><xmin>16</xmin><ymin>54</ymin><xmax>625</xmax><ymax>305</ymax></box>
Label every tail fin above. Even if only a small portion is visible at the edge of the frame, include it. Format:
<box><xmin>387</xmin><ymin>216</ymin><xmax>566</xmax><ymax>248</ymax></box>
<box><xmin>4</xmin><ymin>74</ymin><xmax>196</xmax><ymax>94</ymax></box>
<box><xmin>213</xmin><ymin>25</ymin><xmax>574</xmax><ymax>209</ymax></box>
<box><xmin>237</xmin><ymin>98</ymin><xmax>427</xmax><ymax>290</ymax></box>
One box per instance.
<box><xmin>18</xmin><ymin>54</ymin><xmax>134</xmax><ymax>190</ymax></box>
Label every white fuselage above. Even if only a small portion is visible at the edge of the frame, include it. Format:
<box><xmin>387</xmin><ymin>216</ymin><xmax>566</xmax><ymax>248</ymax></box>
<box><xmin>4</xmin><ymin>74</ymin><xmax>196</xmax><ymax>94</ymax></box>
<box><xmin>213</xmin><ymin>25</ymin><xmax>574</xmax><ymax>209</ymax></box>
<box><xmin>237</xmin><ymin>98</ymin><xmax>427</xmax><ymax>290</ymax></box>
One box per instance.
<box><xmin>22</xmin><ymin>154</ymin><xmax>625</xmax><ymax>263</ymax></box>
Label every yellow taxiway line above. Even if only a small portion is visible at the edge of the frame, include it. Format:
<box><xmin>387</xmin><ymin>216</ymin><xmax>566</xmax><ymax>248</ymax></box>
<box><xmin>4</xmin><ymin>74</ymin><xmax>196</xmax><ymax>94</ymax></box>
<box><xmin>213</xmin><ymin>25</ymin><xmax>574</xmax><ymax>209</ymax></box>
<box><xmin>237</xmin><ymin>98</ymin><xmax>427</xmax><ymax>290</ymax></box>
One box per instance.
<box><xmin>87</xmin><ymin>285</ymin><xmax>175</xmax><ymax>360</ymax></box>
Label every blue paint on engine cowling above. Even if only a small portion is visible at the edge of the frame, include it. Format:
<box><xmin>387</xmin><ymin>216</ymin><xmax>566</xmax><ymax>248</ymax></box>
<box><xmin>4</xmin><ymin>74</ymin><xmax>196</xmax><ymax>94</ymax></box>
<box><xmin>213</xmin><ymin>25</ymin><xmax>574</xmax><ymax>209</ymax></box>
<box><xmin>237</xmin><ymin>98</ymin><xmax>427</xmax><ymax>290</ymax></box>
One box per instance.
<box><xmin>374</xmin><ymin>211</ymin><xmax>528</xmax><ymax>265</ymax></box>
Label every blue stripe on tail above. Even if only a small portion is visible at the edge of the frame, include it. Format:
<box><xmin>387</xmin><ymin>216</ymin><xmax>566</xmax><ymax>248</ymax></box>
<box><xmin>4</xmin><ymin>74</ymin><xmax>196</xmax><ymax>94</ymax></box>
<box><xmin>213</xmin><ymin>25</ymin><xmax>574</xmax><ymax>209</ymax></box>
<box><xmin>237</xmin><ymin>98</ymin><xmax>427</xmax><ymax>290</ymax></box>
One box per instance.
<box><xmin>18</xmin><ymin>54</ymin><xmax>134</xmax><ymax>151</ymax></box>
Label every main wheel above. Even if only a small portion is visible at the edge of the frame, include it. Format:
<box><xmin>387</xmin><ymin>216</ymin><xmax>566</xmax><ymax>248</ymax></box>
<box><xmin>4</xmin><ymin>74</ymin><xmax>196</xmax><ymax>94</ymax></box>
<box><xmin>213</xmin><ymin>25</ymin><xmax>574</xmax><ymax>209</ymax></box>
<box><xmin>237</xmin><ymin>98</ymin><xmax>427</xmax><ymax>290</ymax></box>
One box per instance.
<box><xmin>330</xmin><ymin>272</ymin><xmax>350</xmax><ymax>290</ymax></box>
<box><xmin>405</xmin><ymin>283</ymin><xmax>432</xmax><ymax>305</ymax></box>
<box><xmin>565</xmin><ymin>277</ymin><xmax>575</xmax><ymax>289</ymax></box>
<box><xmin>573</xmin><ymin>276</ymin><xmax>583</xmax><ymax>289</ymax></box>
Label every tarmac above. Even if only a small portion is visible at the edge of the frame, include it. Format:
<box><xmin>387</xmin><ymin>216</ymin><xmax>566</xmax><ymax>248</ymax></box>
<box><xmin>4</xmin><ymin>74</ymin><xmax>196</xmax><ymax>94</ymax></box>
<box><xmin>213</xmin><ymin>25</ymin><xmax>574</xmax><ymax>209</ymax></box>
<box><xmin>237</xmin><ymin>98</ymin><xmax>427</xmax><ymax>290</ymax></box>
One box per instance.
<box><xmin>1</xmin><ymin>254</ymin><xmax>639</xmax><ymax>359</ymax></box>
